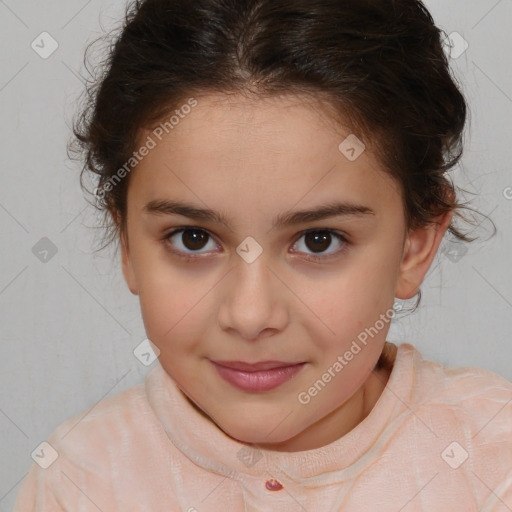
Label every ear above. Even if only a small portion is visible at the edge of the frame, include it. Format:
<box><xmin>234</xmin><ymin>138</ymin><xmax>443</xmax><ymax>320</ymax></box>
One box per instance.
<box><xmin>115</xmin><ymin>211</ymin><xmax>139</xmax><ymax>296</ymax></box>
<box><xmin>395</xmin><ymin>208</ymin><xmax>454</xmax><ymax>300</ymax></box>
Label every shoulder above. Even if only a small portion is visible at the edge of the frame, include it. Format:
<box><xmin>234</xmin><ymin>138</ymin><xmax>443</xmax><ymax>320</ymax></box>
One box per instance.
<box><xmin>408</xmin><ymin>343</ymin><xmax>512</xmax><ymax>400</ymax></box>
<box><xmin>382</xmin><ymin>344</ymin><xmax>512</xmax><ymax>506</ymax></box>
<box><xmin>40</xmin><ymin>375</ymin><xmax>160</xmax><ymax>482</ymax></box>
<box><xmin>402</xmin><ymin>343</ymin><xmax>512</xmax><ymax>438</ymax></box>
<box><xmin>12</xmin><ymin>379</ymin><xmax>156</xmax><ymax>510</ymax></box>
<box><xmin>49</xmin><ymin>378</ymin><xmax>153</xmax><ymax>467</ymax></box>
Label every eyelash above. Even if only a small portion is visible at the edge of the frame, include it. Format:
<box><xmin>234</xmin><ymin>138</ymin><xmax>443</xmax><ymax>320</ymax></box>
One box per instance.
<box><xmin>160</xmin><ymin>226</ymin><xmax>350</xmax><ymax>263</ymax></box>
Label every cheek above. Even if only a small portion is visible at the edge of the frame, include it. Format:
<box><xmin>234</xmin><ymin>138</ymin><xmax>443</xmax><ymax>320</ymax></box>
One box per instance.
<box><xmin>305</xmin><ymin>257</ymin><xmax>396</xmax><ymax>366</ymax></box>
<box><xmin>310</xmin><ymin>261</ymin><xmax>388</xmax><ymax>325</ymax></box>
<box><xmin>137</xmin><ymin>265</ymin><xmax>205</xmax><ymax>350</ymax></box>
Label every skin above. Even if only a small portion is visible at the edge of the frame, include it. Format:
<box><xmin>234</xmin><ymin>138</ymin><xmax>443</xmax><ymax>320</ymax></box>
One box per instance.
<box><xmin>117</xmin><ymin>92</ymin><xmax>452</xmax><ymax>452</ymax></box>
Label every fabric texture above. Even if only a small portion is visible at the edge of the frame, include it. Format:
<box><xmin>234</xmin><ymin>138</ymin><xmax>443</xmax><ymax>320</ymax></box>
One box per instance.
<box><xmin>11</xmin><ymin>343</ymin><xmax>512</xmax><ymax>511</ymax></box>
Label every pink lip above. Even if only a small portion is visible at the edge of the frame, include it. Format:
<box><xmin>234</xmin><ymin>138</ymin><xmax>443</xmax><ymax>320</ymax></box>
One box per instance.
<box><xmin>211</xmin><ymin>360</ymin><xmax>306</xmax><ymax>392</ymax></box>
<box><xmin>213</xmin><ymin>360</ymin><xmax>303</xmax><ymax>371</ymax></box>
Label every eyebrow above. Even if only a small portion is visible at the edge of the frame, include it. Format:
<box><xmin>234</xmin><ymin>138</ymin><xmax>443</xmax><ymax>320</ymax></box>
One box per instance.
<box><xmin>143</xmin><ymin>199</ymin><xmax>375</xmax><ymax>229</ymax></box>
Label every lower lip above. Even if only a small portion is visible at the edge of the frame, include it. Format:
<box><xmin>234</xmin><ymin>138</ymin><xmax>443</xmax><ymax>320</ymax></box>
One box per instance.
<box><xmin>211</xmin><ymin>362</ymin><xmax>306</xmax><ymax>392</ymax></box>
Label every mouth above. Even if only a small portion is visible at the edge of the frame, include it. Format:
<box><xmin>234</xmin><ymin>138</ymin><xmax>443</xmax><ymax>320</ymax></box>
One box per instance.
<box><xmin>210</xmin><ymin>360</ymin><xmax>306</xmax><ymax>392</ymax></box>
<box><xmin>212</xmin><ymin>360</ymin><xmax>304</xmax><ymax>371</ymax></box>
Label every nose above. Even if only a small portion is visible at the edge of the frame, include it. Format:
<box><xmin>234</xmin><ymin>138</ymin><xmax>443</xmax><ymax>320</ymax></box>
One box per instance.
<box><xmin>217</xmin><ymin>255</ymin><xmax>288</xmax><ymax>341</ymax></box>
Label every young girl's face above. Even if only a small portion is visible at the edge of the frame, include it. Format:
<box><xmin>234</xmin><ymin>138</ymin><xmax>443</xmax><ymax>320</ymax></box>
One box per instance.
<box><xmin>120</xmin><ymin>93</ymin><xmax>443</xmax><ymax>452</ymax></box>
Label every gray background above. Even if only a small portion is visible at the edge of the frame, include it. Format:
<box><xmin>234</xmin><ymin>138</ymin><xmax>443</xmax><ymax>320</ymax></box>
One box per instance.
<box><xmin>1</xmin><ymin>0</ymin><xmax>511</xmax><ymax>507</ymax></box>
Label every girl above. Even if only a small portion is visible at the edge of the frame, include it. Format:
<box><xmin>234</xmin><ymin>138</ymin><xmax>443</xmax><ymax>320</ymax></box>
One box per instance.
<box><xmin>12</xmin><ymin>0</ymin><xmax>512</xmax><ymax>510</ymax></box>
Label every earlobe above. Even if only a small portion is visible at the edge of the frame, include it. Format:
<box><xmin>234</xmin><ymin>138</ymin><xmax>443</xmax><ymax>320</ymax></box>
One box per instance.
<box><xmin>395</xmin><ymin>210</ymin><xmax>454</xmax><ymax>300</ymax></box>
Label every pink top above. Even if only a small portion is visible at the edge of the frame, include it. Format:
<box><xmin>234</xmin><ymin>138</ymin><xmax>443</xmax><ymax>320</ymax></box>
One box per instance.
<box><xmin>11</xmin><ymin>343</ymin><xmax>512</xmax><ymax>511</ymax></box>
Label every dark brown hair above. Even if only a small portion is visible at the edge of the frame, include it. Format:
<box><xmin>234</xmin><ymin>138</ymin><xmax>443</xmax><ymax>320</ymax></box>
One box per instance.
<box><xmin>68</xmin><ymin>0</ymin><xmax>493</xmax><ymax>317</ymax></box>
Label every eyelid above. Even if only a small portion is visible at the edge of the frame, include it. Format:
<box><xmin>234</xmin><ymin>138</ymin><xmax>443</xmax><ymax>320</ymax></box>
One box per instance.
<box><xmin>161</xmin><ymin>226</ymin><xmax>350</xmax><ymax>261</ymax></box>
<box><xmin>161</xmin><ymin>226</ymin><xmax>221</xmax><ymax>258</ymax></box>
<box><xmin>290</xmin><ymin>228</ymin><xmax>349</xmax><ymax>261</ymax></box>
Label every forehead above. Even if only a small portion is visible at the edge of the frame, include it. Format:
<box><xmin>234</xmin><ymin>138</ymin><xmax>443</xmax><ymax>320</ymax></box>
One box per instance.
<box><xmin>128</xmin><ymin>92</ymin><xmax>400</xmax><ymax>222</ymax></box>
<box><xmin>144</xmin><ymin>93</ymin><xmax>351</xmax><ymax>159</ymax></box>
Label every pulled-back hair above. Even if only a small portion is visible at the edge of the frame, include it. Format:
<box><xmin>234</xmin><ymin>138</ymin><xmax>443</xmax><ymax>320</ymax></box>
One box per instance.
<box><xmin>68</xmin><ymin>0</ymin><xmax>491</xmax><ymax>314</ymax></box>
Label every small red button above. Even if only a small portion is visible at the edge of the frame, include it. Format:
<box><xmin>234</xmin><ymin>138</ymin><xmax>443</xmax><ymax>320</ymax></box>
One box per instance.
<box><xmin>265</xmin><ymin>479</ymin><xmax>283</xmax><ymax>491</ymax></box>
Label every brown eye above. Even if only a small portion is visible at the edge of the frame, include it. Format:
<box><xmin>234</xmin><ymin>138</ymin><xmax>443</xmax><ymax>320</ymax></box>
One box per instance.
<box><xmin>162</xmin><ymin>226</ymin><xmax>349</xmax><ymax>262</ymax></box>
<box><xmin>304</xmin><ymin>231</ymin><xmax>332</xmax><ymax>253</ymax></box>
<box><xmin>164</xmin><ymin>228</ymin><xmax>218</xmax><ymax>255</ymax></box>
<box><xmin>180</xmin><ymin>229</ymin><xmax>209</xmax><ymax>250</ymax></box>
<box><xmin>291</xmin><ymin>229</ymin><xmax>348</xmax><ymax>260</ymax></box>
